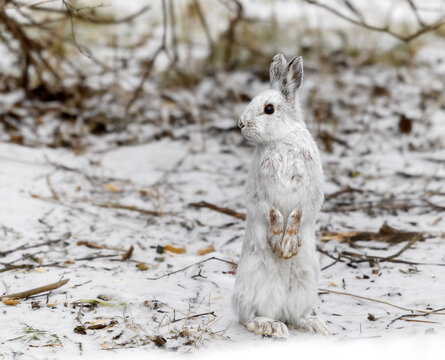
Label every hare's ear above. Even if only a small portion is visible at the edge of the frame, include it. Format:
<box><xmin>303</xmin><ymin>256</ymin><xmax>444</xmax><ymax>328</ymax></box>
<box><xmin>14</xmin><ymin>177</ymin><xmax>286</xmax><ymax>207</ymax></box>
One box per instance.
<box><xmin>284</xmin><ymin>56</ymin><xmax>303</xmax><ymax>102</ymax></box>
<box><xmin>269</xmin><ymin>53</ymin><xmax>287</xmax><ymax>91</ymax></box>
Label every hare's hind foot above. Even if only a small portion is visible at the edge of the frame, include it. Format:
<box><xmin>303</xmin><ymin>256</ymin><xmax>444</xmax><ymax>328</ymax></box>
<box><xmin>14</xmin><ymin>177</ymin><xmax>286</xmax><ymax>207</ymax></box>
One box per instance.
<box><xmin>246</xmin><ymin>317</ymin><xmax>289</xmax><ymax>338</ymax></box>
<box><xmin>293</xmin><ymin>316</ymin><xmax>330</xmax><ymax>335</ymax></box>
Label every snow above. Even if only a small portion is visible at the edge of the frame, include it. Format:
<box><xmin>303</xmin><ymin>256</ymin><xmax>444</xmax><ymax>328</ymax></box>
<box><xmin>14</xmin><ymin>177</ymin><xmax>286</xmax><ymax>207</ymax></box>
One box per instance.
<box><xmin>2</xmin><ymin>73</ymin><xmax>445</xmax><ymax>355</ymax></box>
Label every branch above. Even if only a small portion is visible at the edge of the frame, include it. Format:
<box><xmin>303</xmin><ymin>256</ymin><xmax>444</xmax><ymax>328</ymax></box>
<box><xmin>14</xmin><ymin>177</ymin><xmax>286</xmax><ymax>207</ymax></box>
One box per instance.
<box><xmin>146</xmin><ymin>256</ymin><xmax>236</xmax><ymax>280</ymax></box>
<box><xmin>1</xmin><ymin>279</ymin><xmax>69</xmax><ymax>300</ymax></box>
<box><xmin>302</xmin><ymin>0</ymin><xmax>445</xmax><ymax>42</ymax></box>
<box><xmin>189</xmin><ymin>201</ymin><xmax>246</xmax><ymax>220</ymax></box>
<box><xmin>319</xmin><ymin>288</ymin><xmax>445</xmax><ymax>315</ymax></box>
<box><xmin>125</xmin><ymin>0</ymin><xmax>167</xmax><ymax>113</ymax></box>
<box><xmin>23</xmin><ymin>2</ymin><xmax>151</xmax><ymax>25</ymax></box>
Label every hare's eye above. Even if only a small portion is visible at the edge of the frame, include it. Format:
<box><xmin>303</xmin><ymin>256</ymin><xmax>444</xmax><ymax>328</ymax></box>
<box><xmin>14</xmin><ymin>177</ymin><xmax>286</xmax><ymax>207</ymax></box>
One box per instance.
<box><xmin>264</xmin><ymin>104</ymin><xmax>274</xmax><ymax>115</ymax></box>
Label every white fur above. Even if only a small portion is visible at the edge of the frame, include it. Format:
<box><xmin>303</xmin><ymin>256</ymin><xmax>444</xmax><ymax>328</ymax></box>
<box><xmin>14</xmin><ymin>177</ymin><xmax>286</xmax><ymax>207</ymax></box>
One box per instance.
<box><xmin>232</xmin><ymin>54</ymin><xmax>328</xmax><ymax>338</ymax></box>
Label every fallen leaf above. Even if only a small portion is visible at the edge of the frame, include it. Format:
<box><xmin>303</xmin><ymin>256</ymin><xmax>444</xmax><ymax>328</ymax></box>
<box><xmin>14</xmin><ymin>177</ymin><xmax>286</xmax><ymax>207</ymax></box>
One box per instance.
<box><xmin>348</xmin><ymin>171</ymin><xmax>361</xmax><ymax>178</ymax></box>
<box><xmin>321</xmin><ymin>223</ymin><xmax>424</xmax><ymax>244</ymax></box>
<box><xmin>104</xmin><ymin>183</ymin><xmax>122</xmax><ymax>193</ymax></box>
<box><xmin>367</xmin><ymin>313</ymin><xmax>377</xmax><ymax>321</ymax></box>
<box><xmin>122</xmin><ymin>245</ymin><xmax>134</xmax><ymax>261</ymax></box>
<box><xmin>36</xmin><ymin>267</ymin><xmax>47</xmax><ymax>273</ymax></box>
<box><xmin>3</xmin><ymin>298</ymin><xmax>20</xmax><ymax>306</ymax></box>
<box><xmin>151</xmin><ymin>335</ymin><xmax>166</xmax><ymax>347</ymax></box>
<box><xmin>197</xmin><ymin>245</ymin><xmax>215</xmax><ymax>256</ymax></box>
<box><xmin>74</xmin><ymin>325</ymin><xmax>87</xmax><ymax>335</ymax></box>
<box><xmin>164</xmin><ymin>245</ymin><xmax>186</xmax><ymax>254</ymax></box>
<box><xmin>137</xmin><ymin>262</ymin><xmax>149</xmax><ymax>271</ymax></box>
<box><xmin>10</xmin><ymin>134</ymin><xmax>24</xmax><ymax>144</ymax></box>
<box><xmin>399</xmin><ymin>114</ymin><xmax>413</xmax><ymax>134</ymax></box>
<box><xmin>88</xmin><ymin>320</ymin><xmax>117</xmax><ymax>330</ymax></box>
<box><xmin>31</xmin><ymin>301</ymin><xmax>41</xmax><ymax>309</ymax></box>
<box><xmin>100</xmin><ymin>342</ymin><xmax>110</xmax><ymax>350</ymax></box>
<box><xmin>371</xmin><ymin>85</ymin><xmax>390</xmax><ymax>97</ymax></box>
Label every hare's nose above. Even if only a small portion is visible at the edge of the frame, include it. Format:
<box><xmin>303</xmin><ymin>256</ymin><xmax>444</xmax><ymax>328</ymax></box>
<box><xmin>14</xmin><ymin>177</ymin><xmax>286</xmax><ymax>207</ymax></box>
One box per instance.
<box><xmin>238</xmin><ymin>118</ymin><xmax>245</xmax><ymax>129</ymax></box>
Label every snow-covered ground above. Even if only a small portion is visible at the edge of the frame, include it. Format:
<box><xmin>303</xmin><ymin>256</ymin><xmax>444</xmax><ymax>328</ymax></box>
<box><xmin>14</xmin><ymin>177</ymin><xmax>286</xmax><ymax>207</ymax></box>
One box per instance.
<box><xmin>1</xmin><ymin>58</ymin><xmax>445</xmax><ymax>358</ymax></box>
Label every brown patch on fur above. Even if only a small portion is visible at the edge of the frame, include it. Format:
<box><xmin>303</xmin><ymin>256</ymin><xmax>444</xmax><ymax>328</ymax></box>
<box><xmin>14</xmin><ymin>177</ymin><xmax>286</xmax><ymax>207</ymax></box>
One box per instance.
<box><xmin>269</xmin><ymin>209</ymin><xmax>283</xmax><ymax>236</ymax></box>
<box><xmin>285</xmin><ymin>209</ymin><xmax>302</xmax><ymax>235</ymax></box>
<box><xmin>267</xmin><ymin>208</ymin><xmax>284</xmax><ymax>254</ymax></box>
<box><xmin>277</xmin><ymin>208</ymin><xmax>303</xmax><ymax>259</ymax></box>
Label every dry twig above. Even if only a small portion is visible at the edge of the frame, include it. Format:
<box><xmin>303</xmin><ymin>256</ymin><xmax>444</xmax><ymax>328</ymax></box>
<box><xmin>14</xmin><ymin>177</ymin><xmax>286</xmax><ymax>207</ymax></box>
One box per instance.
<box><xmin>1</xmin><ymin>279</ymin><xmax>69</xmax><ymax>300</ymax></box>
<box><xmin>147</xmin><ymin>256</ymin><xmax>236</xmax><ymax>281</ymax></box>
<box><xmin>319</xmin><ymin>288</ymin><xmax>445</xmax><ymax>315</ymax></box>
<box><xmin>303</xmin><ymin>0</ymin><xmax>445</xmax><ymax>42</ymax></box>
<box><xmin>189</xmin><ymin>201</ymin><xmax>246</xmax><ymax>220</ymax></box>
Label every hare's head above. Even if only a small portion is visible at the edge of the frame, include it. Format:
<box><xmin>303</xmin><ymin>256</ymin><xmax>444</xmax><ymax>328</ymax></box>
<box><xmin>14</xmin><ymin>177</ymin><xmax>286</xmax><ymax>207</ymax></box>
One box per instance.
<box><xmin>238</xmin><ymin>53</ymin><xmax>304</xmax><ymax>144</ymax></box>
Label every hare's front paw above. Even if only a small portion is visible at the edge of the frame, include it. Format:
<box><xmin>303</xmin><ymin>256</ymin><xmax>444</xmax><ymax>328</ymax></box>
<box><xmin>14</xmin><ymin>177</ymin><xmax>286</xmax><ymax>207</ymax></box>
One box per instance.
<box><xmin>246</xmin><ymin>317</ymin><xmax>289</xmax><ymax>338</ymax></box>
<box><xmin>267</xmin><ymin>207</ymin><xmax>284</xmax><ymax>255</ymax></box>
<box><xmin>280</xmin><ymin>208</ymin><xmax>303</xmax><ymax>259</ymax></box>
<box><xmin>294</xmin><ymin>316</ymin><xmax>330</xmax><ymax>335</ymax></box>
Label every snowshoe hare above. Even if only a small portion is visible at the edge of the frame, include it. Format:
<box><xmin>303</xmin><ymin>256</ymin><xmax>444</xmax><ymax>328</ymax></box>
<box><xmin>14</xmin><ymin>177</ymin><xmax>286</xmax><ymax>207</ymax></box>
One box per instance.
<box><xmin>232</xmin><ymin>54</ymin><xmax>329</xmax><ymax>338</ymax></box>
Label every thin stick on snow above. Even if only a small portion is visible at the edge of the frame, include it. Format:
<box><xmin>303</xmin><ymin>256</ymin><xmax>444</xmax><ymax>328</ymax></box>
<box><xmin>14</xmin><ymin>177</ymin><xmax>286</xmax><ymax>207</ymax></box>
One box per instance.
<box><xmin>170</xmin><ymin>311</ymin><xmax>216</xmax><ymax>324</ymax></box>
<box><xmin>1</xmin><ymin>279</ymin><xmax>69</xmax><ymax>300</ymax></box>
<box><xmin>319</xmin><ymin>288</ymin><xmax>445</xmax><ymax>316</ymax></box>
<box><xmin>146</xmin><ymin>257</ymin><xmax>236</xmax><ymax>280</ymax></box>
<box><xmin>388</xmin><ymin>307</ymin><xmax>445</xmax><ymax>327</ymax></box>
<box><xmin>189</xmin><ymin>201</ymin><xmax>246</xmax><ymax>220</ymax></box>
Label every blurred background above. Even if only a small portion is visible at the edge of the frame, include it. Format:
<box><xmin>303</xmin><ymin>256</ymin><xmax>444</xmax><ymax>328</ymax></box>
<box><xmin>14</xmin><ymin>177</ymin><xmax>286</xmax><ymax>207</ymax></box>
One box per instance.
<box><xmin>1</xmin><ymin>0</ymin><xmax>444</xmax><ymax>152</ymax></box>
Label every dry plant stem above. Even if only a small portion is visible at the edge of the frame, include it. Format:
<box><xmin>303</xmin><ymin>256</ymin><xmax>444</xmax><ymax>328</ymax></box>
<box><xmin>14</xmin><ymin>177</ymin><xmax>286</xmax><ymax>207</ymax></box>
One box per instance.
<box><xmin>27</xmin><ymin>2</ymin><xmax>151</xmax><ymax>25</ymax></box>
<box><xmin>0</xmin><ymin>264</ymin><xmax>34</xmax><ymax>273</ymax></box>
<box><xmin>45</xmin><ymin>155</ymin><xmax>133</xmax><ymax>184</ymax></box>
<box><xmin>46</xmin><ymin>175</ymin><xmax>59</xmax><ymax>200</ymax></box>
<box><xmin>400</xmin><ymin>318</ymin><xmax>438</xmax><ymax>324</ymax></box>
<box><xmin>126</xmin><ymin>0</ymin><xmax>167</xmax><ymax>113</ymax></box>
<box><xmin>319</xmin><ymin>288</ymin><xmax>445</xmax><ymax>316</ymax></box>
<box><xmin>146</xmin><ymin>257</ymin><xmax>236</xmax><ymax>280</ymax></box>
<box><xmin>193</xmin><ymin>0</ymin><xmax>214</xmax><ymax>57</ymax></box>
<box><xmin>0</xmin><ymin>233</ymin><xmax>70</xmax><ymax>257</ymax></box>
<box><xmin>30</xmin><ymin>192</ymin><xmax>175</xmax><ymax>217</ymax></box>
<box><xmin>122</xmin><ymin>245</ymin><xmax>134</xmax><ymax>261</ymax></box>
<box><xmin>89</xmin><ymin>201</ymin><xmax>175</xmax><ymax>217</ymax></box>
<box><xmin>56</xmin><ymin>0</ymin><xmax>150</xmax><ymax>25</ymax></box>
<box><xmin>189</xmin><ymin>201</ymin><xmax>246</xmax><ymax>220</ymax></box>
<box><xmin>76</xmin><ymin>241</ymin><xmax>124</xmax><ymax>251</ymax></box>
<box><xmin>1</xmin><ymin>279</ymin><xmax>69</xmax><ymax>300</ymax></box>
<box><xmin>223</xmin><ymin>0</ymin><xmax>243</xmax><ymax>69</ymax></box>
<box><xmin>324</xmin><ymin>186</ymin><xmax>364</xmax><ymax>201</ymax></box>
<box><xmin>303</xmin><ymin>0</ymin><xmax>445</xmax><ymax>42</ymax></box>
<box><xmin>168</xmin><ymin>0</ymin><xmax>178</xmax><ymax>64</ymax></box>
<box><xmin>170</xmin><ymin>311</ymin><xmax>216</xmax><ymax>324</ymax></box>
<box><xmin>388</xmin><ymin>306</ymin><xmax>445</xmax><ymax>327</ymax></box>
<box><xmin>343</xmin><ymin>235</ymin><xmax>422</xmax><ymax>264</ymax></box>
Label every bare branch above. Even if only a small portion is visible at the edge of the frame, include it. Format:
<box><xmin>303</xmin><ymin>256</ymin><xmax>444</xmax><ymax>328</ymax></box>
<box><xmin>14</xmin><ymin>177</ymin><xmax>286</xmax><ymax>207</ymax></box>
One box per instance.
<box><xmin>302</xmin><ymin>0</ymin><xmax>445</xmax><ymax>42</ymax></box>
<box><xmin>1</xmin><ymin>279</ymin><xmax>69</xmax><ymax>300</ymax></box>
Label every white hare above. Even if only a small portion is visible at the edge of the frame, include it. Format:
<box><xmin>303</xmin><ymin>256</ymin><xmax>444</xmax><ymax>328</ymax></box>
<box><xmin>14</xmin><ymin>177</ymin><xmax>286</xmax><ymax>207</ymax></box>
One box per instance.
<box><xmin>232</xmin><ymin>53</ymin><xmax>329</xmax><ymax>338</ymax></box>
